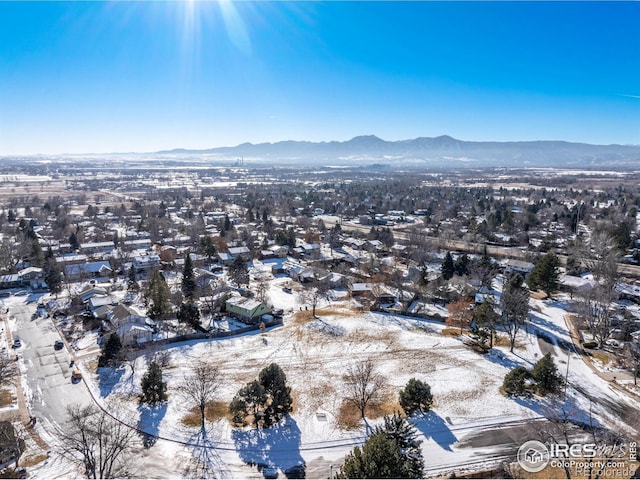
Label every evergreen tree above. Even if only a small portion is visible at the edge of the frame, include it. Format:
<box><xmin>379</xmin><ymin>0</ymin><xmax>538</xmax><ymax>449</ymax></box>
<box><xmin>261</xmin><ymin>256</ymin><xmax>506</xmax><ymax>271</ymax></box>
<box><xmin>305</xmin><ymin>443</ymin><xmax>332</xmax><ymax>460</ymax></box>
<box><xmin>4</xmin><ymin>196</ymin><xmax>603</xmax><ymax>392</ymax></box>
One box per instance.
<box><xmin>43</xmin><ymin>247</ymin><xmax>62</xmax><ymax>296</ymax></box>
<box><xmin>399</xmin><ymin>378</ymin><xmax>433</xmax><ymax>416</ymax></box>
<box><xmin>503</xmin><ymin>366</ymin><xmax>532</xmax><ymax>396</ymax></box>
<box><xmin>69</xmin><ymin>231</ymin><xmax>80</xmax><ymax>251</ymax></box>
<box><xmin>527</xmin><ymin>253</ymin><xmax>560</xmax><ymax>295</ymax></box>
<box><xmin>98</xmin><ymin>333</ymin><xmax>122</xmax><ymax>367</ymax></box>
<box><xmin>532</xmin><ymin>353</ymin><xmax>563</xmax><ymax>395</ymax></box>
<box><xmin>229</xmin><ymin>380</ymin><xmax>267</xmax><ymax>426</ymax></box>
<box><xmin>228</xmin><ymin>256</ymin><xmax>249</xmax><ymax>287</ymax></box>
<box><xmin>454</xmin><ymin>253</ymin><xmax>470</xmax><ymax>276</ymax></box>
<box><xmin>199</xmin><ymin>236</ymin><xmax>218</xmax><ymax>264</ymax></box>
<box><xmin>127</xmin><ymin>266</ymin><xmax>139</xmax><ymax>293</ymax></box>
<box><xmin>338</xmin><ymin>434</ymin><xmax>406</xmax><ymax>479</ymax></box>
<box><xmin>377</xmin><ymin>413</ymin><xmax>424</xmax><ymax>478</ymax></box>
<box><xmin>144</xmin><ymin>269</ymin><xmax>172</xmax><ymax>320</ymax></box>
<box><xmin>28</xmin><ymin>238</ymin><xmax>44</xmax><ymax>268</ymax></box>
<box><xmin>441</xmin><ymin>252</ymin><xmax>454</xmax><ymax>281</ymax></box>
<box><xmin>337</xmin><ymin>414</ymin><xmax>424</xmax><ymax>479</ymax></box>
<box><xmin>181</xmin><ymin>253</ymin><xmax>196</xmax><ymax>299</ymax></box>
<box><xmin>472</xmin><ymin>298</ymin><xmax>499</xmax><ymax>349</ymax></box>
<box><xmin>177</xmin><ymin>301</ymin><xmax>201</xmax><ymax>329</ymax></box>
<box><xmin>229</xmin><ymin>363</ymin><xmax>292</xmax><ymax>427</ymax></box>
<box><xmin>258</xmin><ymin>363</ymin><xmax>293</xmax><ymax>427</ymax></box>
<box><xmin>140</xmin><ymin>361</ymin><xmax>168</xmax><ymax>405</ymax></box>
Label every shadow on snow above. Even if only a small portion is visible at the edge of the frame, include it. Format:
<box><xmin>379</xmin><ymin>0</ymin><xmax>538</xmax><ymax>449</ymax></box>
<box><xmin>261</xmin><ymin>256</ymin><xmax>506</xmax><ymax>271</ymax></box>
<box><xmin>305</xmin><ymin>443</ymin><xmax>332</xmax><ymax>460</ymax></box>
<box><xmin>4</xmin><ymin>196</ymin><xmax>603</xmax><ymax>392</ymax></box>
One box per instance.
<box><xmin>413</xmin><ymin>411</ymin><xmax>457</xmax><ymax>451</ymax></box>
<box><xmin>137</xmin><ymin>402</ymin><xmax>168</xmax><ymax>448</ymax></box>
<box><xmin>231</xmin><ymin>417</ymin><xmax>305</xmax><ymax>473</ymax></box>
<box><xmin>97</xmin><ymin>367</ymin><xmax>125</xmax><ymax>397</ymax></box>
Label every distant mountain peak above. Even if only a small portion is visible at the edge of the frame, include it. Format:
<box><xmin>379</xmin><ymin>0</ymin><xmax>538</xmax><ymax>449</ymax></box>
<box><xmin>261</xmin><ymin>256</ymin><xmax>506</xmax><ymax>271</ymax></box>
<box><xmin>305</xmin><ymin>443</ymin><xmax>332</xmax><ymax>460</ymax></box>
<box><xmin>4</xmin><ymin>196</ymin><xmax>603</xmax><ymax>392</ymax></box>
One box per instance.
<box><xmin>153</xmin><ymin>135</ymin><xmax>640</xmax><ymax>168</ymax></box>
<box><xmin>347</xmin><ymin>134</ymin><xmax>386</xmax><ymax>143</ymax></box>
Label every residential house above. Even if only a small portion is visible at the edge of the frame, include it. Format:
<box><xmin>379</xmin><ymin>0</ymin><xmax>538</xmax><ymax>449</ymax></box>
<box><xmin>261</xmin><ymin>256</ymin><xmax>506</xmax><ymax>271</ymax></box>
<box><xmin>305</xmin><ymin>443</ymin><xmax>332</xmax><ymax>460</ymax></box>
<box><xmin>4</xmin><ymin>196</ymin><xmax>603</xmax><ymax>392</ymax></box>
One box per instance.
<box><xmin>228</xmin><ymin>246</ymin><xmax>251</xmax><ymax>260</ymax></box>
<box><xmin>79</xmin><ymin>241</ymin><xmax>115</xmax><ymax>256</ymax></box>
<box><xmin>133</xmin><ymin>255</ymin><xmax>160</xmax><ymax>272</ymax></box>
<box><xmin>504</xmin><ymin>259</ymin><xmax>534</xmax><ymax>276</ymax></box>
<box><xmin>107</xmin><ymin>304</ymin><xmax>154</xmax><ymax>346</ymax></box>
<box><xmin>226</xmin><ymin>296</ymin><xmax>271</xmax><ymax>324</ymax></box>
<box><xmin>64</xmin><ymin>261</ymin><xmax>113</xmax><ymax>282</ymax></box>
<box><xmin>0</xmin><ymin>267</ymin><xmax>45</xmax><ymax>290</ymax></box>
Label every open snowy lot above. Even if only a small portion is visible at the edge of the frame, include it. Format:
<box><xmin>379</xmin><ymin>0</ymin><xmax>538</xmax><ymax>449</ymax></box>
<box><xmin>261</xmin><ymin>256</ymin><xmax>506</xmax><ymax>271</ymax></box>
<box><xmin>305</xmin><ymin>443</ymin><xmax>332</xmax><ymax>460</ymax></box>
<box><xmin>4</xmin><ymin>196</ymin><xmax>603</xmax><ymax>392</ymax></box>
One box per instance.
<box><xmin>81</xmin><ymin>295</ymin><xmax>616</xmax><ymax>478</ymax></box>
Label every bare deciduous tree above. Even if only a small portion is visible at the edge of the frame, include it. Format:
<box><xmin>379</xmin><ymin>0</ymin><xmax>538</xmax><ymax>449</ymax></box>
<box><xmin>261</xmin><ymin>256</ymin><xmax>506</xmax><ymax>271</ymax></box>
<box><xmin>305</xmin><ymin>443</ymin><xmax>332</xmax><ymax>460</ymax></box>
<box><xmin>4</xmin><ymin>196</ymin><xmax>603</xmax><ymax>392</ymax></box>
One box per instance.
<box><xmin>61</xmin><ymin>404</ymin><xmax>137</xmax><ymax>479</ymax></box>
<box><xmin>446</xmin><ymin>299</ymin><xmax>474</xmax><ymax>335</ymax></box>
<box><xmin>297</xmin><ymin>282</ymin><xmax>328</xmax><ymax>318</ymax></box>
<box><xmin>253</xmin><ymin>273</ymin><xmax>270</xmax><ymax>304</ymax></box>
<box><xmin>179</xmin><ymin>361</ymin><xmax>222</xmax><ymax>434</ymax></box>
<box><xmin>344</xmin><ymin>359</ymin><xmax>385</xmax><ymax>423</ymax></box>
<box><xmin>578</xmin><ymin>231</ymin><xmax>620</xmax><ymax>347</ymax></box>
<box><xmin>499</xmin><ymin>274</ymin><xmax>530</xmax><ymax>352</ymax></box>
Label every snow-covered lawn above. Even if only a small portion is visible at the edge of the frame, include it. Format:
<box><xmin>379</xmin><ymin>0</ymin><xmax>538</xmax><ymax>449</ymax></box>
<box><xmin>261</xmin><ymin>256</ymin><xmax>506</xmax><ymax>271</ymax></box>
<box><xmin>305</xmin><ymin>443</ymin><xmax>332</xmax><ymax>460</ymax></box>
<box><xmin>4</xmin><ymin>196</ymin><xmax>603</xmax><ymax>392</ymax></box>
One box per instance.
<box><xmin>85</xmin><ymin>300</ymin><xmax>553</xmax><ymax>476</ymax></box>
<box><xmin>12</xmin><ymin>286</ymin><xmax>639</xmax><ymax>478</ymax></box>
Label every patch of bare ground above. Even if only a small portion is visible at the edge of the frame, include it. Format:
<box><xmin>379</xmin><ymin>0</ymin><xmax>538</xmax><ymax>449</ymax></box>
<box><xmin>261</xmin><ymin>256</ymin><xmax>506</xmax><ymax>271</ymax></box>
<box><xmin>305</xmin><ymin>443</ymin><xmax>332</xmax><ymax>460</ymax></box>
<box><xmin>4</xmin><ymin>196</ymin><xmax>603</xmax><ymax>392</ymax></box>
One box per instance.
<box><xmin>441</xmin><ymin>328</ymin><xmax>462</xmax><ymax>337</ymax></box>
<box><xmin>17</xmin><ymin>421</ymin><xmax>50</xmax><ymax>468</ymax></box>
<box><xmin>304</xmin><ymin>381</ymin><xmax>338</xmax><ymax>413</ymax></box>
<box><xmin>291</xmin><ymin>306</ymin><xmax>362</xmax><ymax>326</ymax></box>
<box><xmin>0</xmin><ymin>389</ymin><xmax>14</xmax><ymax>408</ymax></box>
<box><xmin>228</xmin><ymin>369</ymin><xmax>259</xmax><ymax>386</ymax></box>
<box><xmin>492</xmin><ymin>333</ymin><xmax>525</xmax><ymax>350</ymax></box>
<box><xmin>335</xmin><ymin>391</ymin><xmax>401</xmax><ymax>431</ymax></box>
<box><xmin>181</xmin><ymin>400</ymin><xmax>232</xmax><ymax>427</ymax></box>
<box><xmin>345</xmin><ymin>328</ymin><xmax>401</xmax><ymax>349</ymax></box>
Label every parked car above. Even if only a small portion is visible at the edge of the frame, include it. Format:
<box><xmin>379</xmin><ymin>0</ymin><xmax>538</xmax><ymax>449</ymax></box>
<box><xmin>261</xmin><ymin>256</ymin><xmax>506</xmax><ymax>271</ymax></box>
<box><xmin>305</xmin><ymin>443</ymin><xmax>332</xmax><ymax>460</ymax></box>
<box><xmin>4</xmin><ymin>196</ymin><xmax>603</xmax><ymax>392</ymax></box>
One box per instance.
<box><xmin>262</xmin><ymin>467</ymin><xmax>278</xmax><ymax>479</ymax></box>
<box><xmin>71</xmin><ymin>369</ymin><xmax>82</xmax><ymax>382</ymax></box>
<box><xmin>282</xmin><ymin>286</ymin><xmax>292</xmax><ymax>293</ymax></box>
<box><xmin>54</xmin><ymin>340</ymin><xmax>64</xmax><ymax>350</ymax></box>
<box><xmin>11</xmin><ymin>337</ymin><xmax>21</xmax><ymax>349</ymax></box>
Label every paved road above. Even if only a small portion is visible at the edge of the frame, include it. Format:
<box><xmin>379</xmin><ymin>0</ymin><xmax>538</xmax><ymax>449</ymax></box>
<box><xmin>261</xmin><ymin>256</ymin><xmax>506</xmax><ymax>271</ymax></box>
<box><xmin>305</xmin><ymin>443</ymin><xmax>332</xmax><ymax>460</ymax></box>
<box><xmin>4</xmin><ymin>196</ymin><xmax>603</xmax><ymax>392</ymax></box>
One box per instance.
<box><xmin>9</xmin><ymin>302</ymin><xmax>93</xmax><ymax>433</ymax></box>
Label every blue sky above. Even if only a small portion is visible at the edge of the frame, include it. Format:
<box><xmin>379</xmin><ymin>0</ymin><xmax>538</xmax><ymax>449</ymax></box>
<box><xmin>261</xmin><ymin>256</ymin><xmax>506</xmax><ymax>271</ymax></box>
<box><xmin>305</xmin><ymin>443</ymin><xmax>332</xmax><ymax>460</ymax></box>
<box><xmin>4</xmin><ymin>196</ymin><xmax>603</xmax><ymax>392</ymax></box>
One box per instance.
<box><xmin>0</xmin><ymin>1</ymin><xmax>638</xmax><ymax>155</ymax></box>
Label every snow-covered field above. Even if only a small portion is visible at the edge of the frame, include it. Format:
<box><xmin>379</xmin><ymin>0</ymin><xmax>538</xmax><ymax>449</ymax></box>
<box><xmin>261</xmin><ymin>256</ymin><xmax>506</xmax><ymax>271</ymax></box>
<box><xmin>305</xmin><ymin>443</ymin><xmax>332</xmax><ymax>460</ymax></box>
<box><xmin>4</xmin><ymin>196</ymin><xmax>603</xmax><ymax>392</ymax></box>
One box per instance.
<box><xmin>6</xmin><ymin>284</ymin><xmax>639</xmax><ymax>479</ymax></box>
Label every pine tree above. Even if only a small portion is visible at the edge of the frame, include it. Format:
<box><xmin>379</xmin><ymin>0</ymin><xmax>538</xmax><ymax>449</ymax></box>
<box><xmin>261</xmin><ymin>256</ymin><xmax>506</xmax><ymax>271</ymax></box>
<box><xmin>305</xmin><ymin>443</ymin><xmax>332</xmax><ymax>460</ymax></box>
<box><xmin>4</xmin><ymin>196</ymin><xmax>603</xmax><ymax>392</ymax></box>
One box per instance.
<box><xmin>532</xmin><ymin>353</ymin><xmax>563</xmax><ymax>395</ymax></box>
<box><xmin>441</xmin><ymin>252</ymin><xmax>454</xmax><ymax>280</ymax></box>
<box><xmin>144</xmin><ymin>269</ymin><xmax>172</xmax><ymax>320</ymax></box>
<box><xmin>377</xmin><ymin>413</ymin><xmax>424</xmax><ymax>478</ymax></box>
<box><xmin>140</xmin><ymin>361</ymin><xmax>168</xmax><ymax>405</ymax></box>
<box><xmin>258</xmin><ymin>363</ymin><xmax>293</xmax><ymax>427</ymax></box>
<box><xmin>127</xmin><ymin>266</ymin><xmax>139</xmax><ymax>293</ymax></box>
<box><xmin>229</xmin><ymin>256</ymin><xmax>249</xmax><ymax>287</ymax></box>
<box><xmin>399</xmin><ymin>378</ymin><xmax>433</xmax><ymax>416</ymax></box>
<box><xmin>454</xmin><ymin>253</ymin><xmax>470</xmax><ymax>276</ymax></box>
<box><xmin>43</xmin><ymin>247</ymin><xmax>62</xmax><ymax>296</ymax></box>
<box><xmin>199</xmin><ymin>236</ymin><xmax>217</xmax><ymax>264</ymax></box>
<box><xmin>228</xmin><ymin>363</ymin><xmax>292</xmax><ymax>427</ymax></box>
<box><xmin>527</xmin><ymin>253</ymin><xmax>560</xmax><ymax>296</ymax></box>
<box><xmin>472</xmin><ymin>298</ymin><xmax>499</xmax><ymax>349</ymax></box>
<box><xmin>337</xmin><ymin>414</ymin><xmax>424</xmax><ymax>479</ymax></box>
<box><xmin>503</xmin><ymin>366</ymin><xmax>532</xmax><ymax>396</ymax></box>
<box><xmin>229</xmin><ymin>380</ymin><xmax>267</xmax><ymax>426</ymax></box>
<box><xmin>69</xmin><ymin>231</ymin><xmax>80</xmax><ymax>251</ymax></box>
<box><xmin>98</xmin><ymin>333</ymin><xmax>122</xmax><ymax>367</ymax></box>
<box><xmin>181</xmin><ymin>253</ymin><xmax>196</xmax><ymax>299</ymax></box>
<box><xmin>177</xmin><ymin>301</ymin><xmax>201</xmax><ymax>329</ymax></box>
